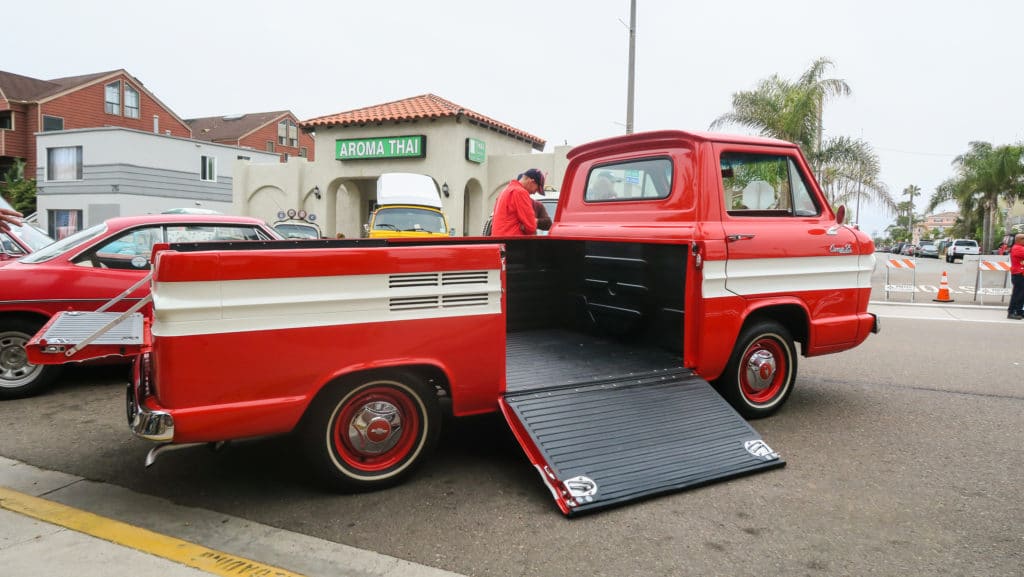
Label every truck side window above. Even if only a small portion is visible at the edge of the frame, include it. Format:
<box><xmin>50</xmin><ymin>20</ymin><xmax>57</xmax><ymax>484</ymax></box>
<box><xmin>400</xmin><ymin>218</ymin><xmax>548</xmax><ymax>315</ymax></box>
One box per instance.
<box><xmin>585</xmin><ymin>157</ymin><xmax>672</xmax><ymax>202</ymax></box>
<box><xmin>721</xmin><ymin>152</ymin><xmax>820</xmax><ymax>217</ymax></box>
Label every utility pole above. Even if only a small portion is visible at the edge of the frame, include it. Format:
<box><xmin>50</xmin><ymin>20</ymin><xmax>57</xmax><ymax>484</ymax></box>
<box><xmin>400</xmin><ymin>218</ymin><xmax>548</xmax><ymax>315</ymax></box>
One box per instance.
<box><xmin>625</xmin><ymin>0</ymin><xmax>636</xmax><ymax>134</ymax></box>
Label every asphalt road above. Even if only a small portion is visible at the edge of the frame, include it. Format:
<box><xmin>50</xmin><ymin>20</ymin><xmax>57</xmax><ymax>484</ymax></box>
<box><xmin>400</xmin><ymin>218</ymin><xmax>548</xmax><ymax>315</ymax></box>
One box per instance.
<box><xmin>1</xmin><ymin>310</ymin><xmax>1022</xmax><ymax>577</ymax></box>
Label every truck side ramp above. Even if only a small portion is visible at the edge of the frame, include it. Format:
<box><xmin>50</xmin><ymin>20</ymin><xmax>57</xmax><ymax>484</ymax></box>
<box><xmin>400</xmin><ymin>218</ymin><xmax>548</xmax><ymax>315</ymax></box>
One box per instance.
<box><xmin>500</xmin><ymin>333</ymin><xmax>784</xmax><ymax>516</ymax></box>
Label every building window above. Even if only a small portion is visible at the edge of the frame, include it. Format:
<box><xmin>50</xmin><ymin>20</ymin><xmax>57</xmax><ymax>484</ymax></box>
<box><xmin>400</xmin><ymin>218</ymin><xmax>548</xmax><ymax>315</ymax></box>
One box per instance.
<box><xmin>124</xmin><ymin>84</ymin><xmax>140</xmax><ymax>119</ymax></box>
<box><xmin>49</xmin><ymin>209</ymin><xmax>83</xmax><ymax>240</ymax></box>
<box><xmin>200</xmin><ymin>155</ymin><xmax>217</xmax><ymax>182</ymax></box>
<box><xmin>266</xmin><ymin>141</ymin><xmax>275</xmax><ymax>152</ymax></box>
<box><xmin>0</xmin><ymin>111</ymin><xmax>11</xmax><ymax>130</ymax></box>
<box><xmin>42</xmin><ymin>115</ymin><xmax>64</xmax><ymax>131</ymax></box>
<box><xmin>299</xmin><ymin>147</ymin><xmax>307</xmax><ymax>158</ymax></box>
<box><xmin>105</xmin><ymin>81</ymin><xmax>121</xmax><ymax>115</ymax></box>
<box><xmin>46</xmin><ymin>146</ymin><xmax>83</xmax><ymax>181</ymax></box>
<box><xmin>278</xmin><ymin>119</ymin><xmax>298</xmax><ymax>147</ymax></box>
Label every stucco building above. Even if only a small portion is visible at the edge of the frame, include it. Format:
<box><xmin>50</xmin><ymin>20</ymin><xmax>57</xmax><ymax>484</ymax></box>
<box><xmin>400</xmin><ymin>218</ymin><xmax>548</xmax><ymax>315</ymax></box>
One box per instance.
<box><xmin>233</xmin><ymin>94</ymin><xmax>570</xmax><ymax>238</ymax></box>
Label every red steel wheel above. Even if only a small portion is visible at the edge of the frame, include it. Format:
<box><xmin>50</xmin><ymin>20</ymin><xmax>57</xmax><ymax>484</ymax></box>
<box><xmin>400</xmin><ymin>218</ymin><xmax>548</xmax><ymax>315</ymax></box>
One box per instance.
<box><xmin>739</xmin><ymin>336</ymin><xmax>787</xmax><ymax>405</ymax></box>
<box><xmin>715</xmin><ymin>320</ymin><xmax>796</xmax><ymax>419</ymax></box>
<box><xmin>330</xmin><ymin>383</ymin><xmax>423</xmax><ymax>473</ymax></box>
<box><xmin>301</xmin><ymin>370</ymin><xmax>440</xmax><ymax>492</ymax></box>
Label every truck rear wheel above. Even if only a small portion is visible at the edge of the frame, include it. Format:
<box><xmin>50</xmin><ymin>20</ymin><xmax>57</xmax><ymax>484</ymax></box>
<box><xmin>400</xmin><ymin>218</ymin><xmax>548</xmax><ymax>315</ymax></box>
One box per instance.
<box><xmin>0</xmin><ymin>319</ymin><xmax>64</xmax><ymax>400</ymax></box>
<box><xmin>714</xmin><ymin>320</ymin><xmax>796</xmax><ymax>419</ymax></box>
<box><xmin>301</xmin><ymin>370</ymin><xmax>440</xmax><ymax>492</ymax></box>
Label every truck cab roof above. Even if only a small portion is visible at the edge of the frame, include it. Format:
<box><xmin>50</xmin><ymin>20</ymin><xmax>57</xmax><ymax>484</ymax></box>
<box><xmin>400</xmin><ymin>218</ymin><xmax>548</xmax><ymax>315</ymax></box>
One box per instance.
<box><xmin>376</xmin><ymin>173</ymin><xmax>442</xmax><ymax>209</ymax></box>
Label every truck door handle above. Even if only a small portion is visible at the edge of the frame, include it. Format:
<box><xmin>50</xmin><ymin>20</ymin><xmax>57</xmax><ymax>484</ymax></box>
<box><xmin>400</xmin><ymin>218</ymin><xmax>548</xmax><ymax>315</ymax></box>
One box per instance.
<box><xmin>727</xmin><ymin>234</ymin><xmax>756</xmax><ymax>242</ymax></box>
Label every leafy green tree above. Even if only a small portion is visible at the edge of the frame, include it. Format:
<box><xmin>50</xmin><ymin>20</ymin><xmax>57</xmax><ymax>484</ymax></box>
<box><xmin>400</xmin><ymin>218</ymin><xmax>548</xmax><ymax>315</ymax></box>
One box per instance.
<box><xmin>929</xmin><ymin>142</ymin><xmax>1024</xmax><ymax>251</ymax></box>
<box><xmin>710</xmin><ymin>57</ymin><xmax>893</xmax><ymax>217</ymax></box>
<box><xmin>1</xmin><ymin>159</ymin><xmax>37</xmax><ymax>214</ymax></box>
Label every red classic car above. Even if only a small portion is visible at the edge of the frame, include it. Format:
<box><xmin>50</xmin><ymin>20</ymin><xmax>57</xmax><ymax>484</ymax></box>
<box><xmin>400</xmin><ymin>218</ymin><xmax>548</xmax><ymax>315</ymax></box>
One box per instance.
<box><xmin>0</xmin><ymin>213</ymin><xmax>282</xmax><ymax>399</ymax></box>
<box><xmin>0</xmin><ymin>222</ymin><xmax>54</xmax><ymax>266</ymax></box>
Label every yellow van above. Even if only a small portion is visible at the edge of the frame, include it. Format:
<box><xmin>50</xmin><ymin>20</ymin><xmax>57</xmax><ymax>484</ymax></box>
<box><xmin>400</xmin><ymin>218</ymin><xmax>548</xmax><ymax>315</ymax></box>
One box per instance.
<box><xmin>364</xmin><ymin>173</ymin><xmax>451</xmax><ymax>238</ymax></box>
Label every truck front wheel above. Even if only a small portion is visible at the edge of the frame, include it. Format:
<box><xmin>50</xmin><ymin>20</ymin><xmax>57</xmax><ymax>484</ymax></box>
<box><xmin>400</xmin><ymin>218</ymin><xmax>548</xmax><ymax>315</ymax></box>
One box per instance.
<box><xmin>301</xmin><ymin>370</ymin><xmax>440</xmax><ymax>492</ymax></box>
<box><xmin>714</xmin><ymin>321</ymin><xmax>796</xmax><ymax>419</ymax></box>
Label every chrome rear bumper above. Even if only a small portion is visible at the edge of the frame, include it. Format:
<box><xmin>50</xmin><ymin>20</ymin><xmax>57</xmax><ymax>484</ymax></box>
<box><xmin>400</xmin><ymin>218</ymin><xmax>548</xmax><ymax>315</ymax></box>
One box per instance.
<box><xmin>126</xmin><ymin>383</ymin><xmax>174</xmax><ymax>442</ymax></box>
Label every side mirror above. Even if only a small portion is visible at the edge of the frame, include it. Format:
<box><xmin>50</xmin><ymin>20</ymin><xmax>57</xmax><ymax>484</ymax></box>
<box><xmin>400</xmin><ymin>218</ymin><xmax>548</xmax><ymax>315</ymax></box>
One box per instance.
<box><xmin>835</xmin><ymin>205</ymin><xmax>846</xmax><ymax>225</ymax></box>
<box><xmin>449</xmin><ymin>227</ymin><xmax>456</xmax><ymax>236</ymax></box>
<box><xmin>362</xmin><ymin>223</ymin><xmax>370</xmax><ymax>234</ymax></box>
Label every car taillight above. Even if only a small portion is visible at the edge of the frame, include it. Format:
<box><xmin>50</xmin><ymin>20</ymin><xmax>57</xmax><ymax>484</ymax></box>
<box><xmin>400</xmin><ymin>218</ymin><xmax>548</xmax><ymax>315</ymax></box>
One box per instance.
<box><xmin>138</xmin><ymin>352</ymin><xmax>153</xmax><ymax>398</ymax></box>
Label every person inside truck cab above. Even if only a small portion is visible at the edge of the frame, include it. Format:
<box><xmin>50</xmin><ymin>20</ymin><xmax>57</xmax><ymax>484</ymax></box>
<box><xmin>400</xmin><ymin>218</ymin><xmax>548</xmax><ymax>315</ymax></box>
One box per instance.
<box><xmin>491</xmin><ymin>168</ymin><xmax>546</xmax><ymax>236</ymax></box>
<box><xmin>588</xmin><ymin>172</ymin><xmax>617</xmax><ymax>200</ymax></box>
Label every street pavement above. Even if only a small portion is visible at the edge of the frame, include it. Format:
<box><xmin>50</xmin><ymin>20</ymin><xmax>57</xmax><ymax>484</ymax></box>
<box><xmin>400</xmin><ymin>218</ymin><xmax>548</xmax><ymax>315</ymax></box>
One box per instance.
<box><xmin>0</xmin><ymin>300</ymin><xmax>1014</xmax><ymax>577</ymax></box>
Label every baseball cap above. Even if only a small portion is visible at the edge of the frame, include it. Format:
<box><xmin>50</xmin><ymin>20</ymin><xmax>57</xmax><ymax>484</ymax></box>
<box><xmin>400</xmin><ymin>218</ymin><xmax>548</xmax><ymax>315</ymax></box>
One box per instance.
<box><xmin>523</xmin><ymin>168</ymin><xmax>545</xmax><ymax>192</ymax></box>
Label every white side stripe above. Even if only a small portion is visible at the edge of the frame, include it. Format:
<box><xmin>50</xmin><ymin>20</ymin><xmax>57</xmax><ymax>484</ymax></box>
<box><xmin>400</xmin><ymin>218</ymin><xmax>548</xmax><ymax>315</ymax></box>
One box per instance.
<box><xmin>152</xmin><ymin>269</ymin><xmax>502</xmax><ymax>337</ymax></box>
<box><xmin>702</xmin><ymin>254</ymin><xmax>874</xmax><ymax>299</ymax></box>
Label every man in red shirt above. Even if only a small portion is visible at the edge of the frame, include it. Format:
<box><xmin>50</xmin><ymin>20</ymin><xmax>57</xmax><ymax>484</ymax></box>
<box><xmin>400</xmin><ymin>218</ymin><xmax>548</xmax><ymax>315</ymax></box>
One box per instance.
<box><xmin>1008</xmin><ymin>233</ymin><xmax>1024</xmax><ymax>319</ymax></box>
<box><xmin>491</xmin><ymin>169</ymin><xmax>545</xmax><ymax>236</ymax></box>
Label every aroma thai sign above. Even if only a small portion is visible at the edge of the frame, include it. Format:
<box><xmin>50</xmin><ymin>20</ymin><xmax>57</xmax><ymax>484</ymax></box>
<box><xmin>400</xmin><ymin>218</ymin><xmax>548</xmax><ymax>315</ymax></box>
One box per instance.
<box><xmin>335</xmin><ymin>135</ymin><xmax>426</xmax><ymax>160</ymax></box>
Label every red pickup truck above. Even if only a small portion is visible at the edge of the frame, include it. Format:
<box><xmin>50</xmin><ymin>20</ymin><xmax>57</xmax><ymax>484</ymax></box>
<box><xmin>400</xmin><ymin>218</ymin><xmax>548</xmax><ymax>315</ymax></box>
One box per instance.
<box><xmin>30</xmin><ymin>130</ymin><xmax>878</xmax><ymax>515</ymax></box>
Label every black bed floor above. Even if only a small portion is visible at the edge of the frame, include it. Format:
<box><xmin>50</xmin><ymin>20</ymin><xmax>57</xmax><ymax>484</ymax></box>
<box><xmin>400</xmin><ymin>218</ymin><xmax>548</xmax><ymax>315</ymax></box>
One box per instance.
<box><xmin>504</xmin><ymin>329</ymin><xmax>685</xmax><ymax>393</ymax></box>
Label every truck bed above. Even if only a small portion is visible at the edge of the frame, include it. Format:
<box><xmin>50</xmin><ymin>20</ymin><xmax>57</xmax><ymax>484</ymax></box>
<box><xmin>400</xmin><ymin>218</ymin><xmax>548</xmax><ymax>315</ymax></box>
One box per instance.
<box><xmin>505</xmin><ymin>329</ymin><xmax>684</xmax><ymax>394</ymax></box>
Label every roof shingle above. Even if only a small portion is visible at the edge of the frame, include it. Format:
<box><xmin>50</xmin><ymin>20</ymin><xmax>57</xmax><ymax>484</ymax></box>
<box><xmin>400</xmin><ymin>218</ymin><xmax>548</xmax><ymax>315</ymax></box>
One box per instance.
<box><xmin>303</xmin><ymin>94</ymin><xmax>545</xmax><ymax>150</ymax></box>
<box><xmin>186</xmin><ymin>111</ymin><xmax>292</xmax><ymax>142</ymax></box>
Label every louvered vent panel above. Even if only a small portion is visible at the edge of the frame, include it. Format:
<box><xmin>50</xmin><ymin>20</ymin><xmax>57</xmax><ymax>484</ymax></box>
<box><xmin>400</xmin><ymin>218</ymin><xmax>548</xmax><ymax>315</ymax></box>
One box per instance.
<box><xmin>442</xmin><ymin>271</ymin><xmax>489</xmax><ymax>285</ymax></box>
<box><xmin>389</xmin><ymin>296</ymin><xmax>440</xmax><ymax>311</ymax></box>
<box><xmin>442</xmin><ymin>293</ymin><xmax>489</xmax><ymax>308</ymax></box>
<box><xmin>389</xmin><ymin>273</ymin><xmax>440</xmax><ymax>288</ymax></box>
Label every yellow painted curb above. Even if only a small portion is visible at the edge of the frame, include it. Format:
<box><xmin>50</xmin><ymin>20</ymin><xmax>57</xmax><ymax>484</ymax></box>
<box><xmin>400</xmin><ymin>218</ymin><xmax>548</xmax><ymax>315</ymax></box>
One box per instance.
<box><xmin>0</xmin><ymin>486</ymin><xmax>306</xmax><ymax>577</ymax></box>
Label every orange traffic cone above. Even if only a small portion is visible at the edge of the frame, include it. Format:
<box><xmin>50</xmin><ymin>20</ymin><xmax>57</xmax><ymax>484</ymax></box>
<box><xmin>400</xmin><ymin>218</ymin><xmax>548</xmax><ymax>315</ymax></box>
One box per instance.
<box><xmin>933</xmin><ymin>271</ymin><xmax>954</xmax><ymax>303</ymax></box>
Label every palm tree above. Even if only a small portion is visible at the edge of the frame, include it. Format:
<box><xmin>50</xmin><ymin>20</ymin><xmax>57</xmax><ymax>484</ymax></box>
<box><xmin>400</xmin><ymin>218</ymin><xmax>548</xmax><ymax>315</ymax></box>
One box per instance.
<box><xmin>710</xmin><ymin>58</ymin><xmax>894</xmax><ymax>217</ymax></box>
<box><xmin>902</xmin><ymin>185</ymin><xmax>920</xmax><ymax>239</ymax></box>
<box><xmin>928</xmin><ymin>142</ymin><xmax>1024</xmax><ymax>251</ymax></box>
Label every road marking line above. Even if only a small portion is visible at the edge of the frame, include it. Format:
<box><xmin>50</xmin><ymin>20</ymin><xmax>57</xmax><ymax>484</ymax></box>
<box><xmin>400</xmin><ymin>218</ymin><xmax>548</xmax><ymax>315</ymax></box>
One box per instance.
<box><xmin>0</xmin><ymin>486</ymin><xmax>306</xmax><ymax>577</ymax></box>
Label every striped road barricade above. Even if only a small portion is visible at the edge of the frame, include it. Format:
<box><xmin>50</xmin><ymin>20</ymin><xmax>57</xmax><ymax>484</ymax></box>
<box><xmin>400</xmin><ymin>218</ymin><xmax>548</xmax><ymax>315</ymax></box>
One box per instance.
<box><xmin>974</xmin><ymin>259</ymin><xmax>1011</xmax><ymax>304</ymax></box>
<box><xmin>885</xmin><ymin>258</ymin><xmax>917</xmax><ymax>302</ymax></box>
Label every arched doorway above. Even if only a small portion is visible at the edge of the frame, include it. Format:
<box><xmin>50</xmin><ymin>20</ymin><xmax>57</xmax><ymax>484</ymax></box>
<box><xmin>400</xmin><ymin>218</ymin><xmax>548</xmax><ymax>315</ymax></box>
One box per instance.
<box><xmin>462</xmin><ymin>178</ymin><xmax>484</xmax><ymax>236</ymax></box>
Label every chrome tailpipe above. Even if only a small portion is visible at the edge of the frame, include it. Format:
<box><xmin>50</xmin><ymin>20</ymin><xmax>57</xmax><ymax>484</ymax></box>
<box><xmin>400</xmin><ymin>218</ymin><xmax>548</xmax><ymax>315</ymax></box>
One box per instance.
<box><xmin>144</xmin><ymin>441</ymin><xmax>227</xmax><ymax>467</ymax></box>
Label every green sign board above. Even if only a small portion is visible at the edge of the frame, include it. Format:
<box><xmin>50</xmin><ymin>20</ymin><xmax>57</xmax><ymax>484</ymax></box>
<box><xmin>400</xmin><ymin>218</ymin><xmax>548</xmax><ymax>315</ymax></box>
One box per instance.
<box><xmin>335</xmin><ymin>135</ymin><xmax>426</xmax><ymax>160</ymax></box>
<box><xmin>465</xmin><ymin>138</ymin><xmax>486</xmax><ymax>164</ymax></box>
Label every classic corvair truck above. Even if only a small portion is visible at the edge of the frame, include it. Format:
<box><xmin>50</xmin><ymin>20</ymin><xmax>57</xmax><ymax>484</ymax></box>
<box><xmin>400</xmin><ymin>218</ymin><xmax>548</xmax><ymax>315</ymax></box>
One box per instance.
<box><xmin>29</xmin><ymin>130</ymin><xmax>878</xmax><ymax>516</ymax></box>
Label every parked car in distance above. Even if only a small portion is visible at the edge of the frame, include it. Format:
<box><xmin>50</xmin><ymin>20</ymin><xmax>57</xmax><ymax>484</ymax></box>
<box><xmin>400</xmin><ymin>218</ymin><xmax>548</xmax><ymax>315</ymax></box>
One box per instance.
<box><xmin>274</xmin><ymin>220</ymin><xmax>322</xmax><ymax>239</ymax></box>
<box><xmin>900</xmin><ymin>243</ymin><xmax>916</xmax><ymax>256</ymax></box>
<box><xmin>0</xmin><ymin>213</ymin><xmax>282</xmax><ymax>399</ymax></box>
<box><xmin>945</xmin><ymin>238</ymin><xmax>980</xmax><ymax>263</ymax></box>
<box><xmin>917</xmin><ymin>241</ymin><xmax>939</xmax><ymax>258</ymax></box>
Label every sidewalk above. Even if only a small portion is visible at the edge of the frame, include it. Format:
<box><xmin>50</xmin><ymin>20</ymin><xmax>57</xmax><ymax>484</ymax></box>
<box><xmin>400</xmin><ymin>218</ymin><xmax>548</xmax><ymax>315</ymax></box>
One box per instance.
<box><xmin>0</xmin><ymin>457</ymin><xmax>465</xmax><ymax>577</ymax></box>
<box><xmin>868</xmin><ymin>300</ymin><xmax>1020</xmax><ymax>323</ymax></box>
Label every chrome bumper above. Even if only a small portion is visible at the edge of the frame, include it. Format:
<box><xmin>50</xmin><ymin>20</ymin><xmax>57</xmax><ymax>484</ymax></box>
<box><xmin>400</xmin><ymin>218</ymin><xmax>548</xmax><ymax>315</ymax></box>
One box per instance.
<box><xmin>126</xmin><ymin>383</ymin><xmax>174</xmax><ymax>442</ymax></box>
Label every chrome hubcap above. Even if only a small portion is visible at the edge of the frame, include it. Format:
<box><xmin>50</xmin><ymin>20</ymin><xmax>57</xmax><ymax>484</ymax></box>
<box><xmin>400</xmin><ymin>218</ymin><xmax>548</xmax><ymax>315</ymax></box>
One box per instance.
<box><xmin>347</xmin><ymin>401</ymin><xmax>403</xmax><ymax>455</ymax></box>
<box><xmin>744</xmin><ymin>349</ymin><xmax>777</xmax><ymax>392</ymax></box>
<box><xmin>0</xmin><ymin>332</ymin><xmax>39</xmax><ymax>387</ymax></box>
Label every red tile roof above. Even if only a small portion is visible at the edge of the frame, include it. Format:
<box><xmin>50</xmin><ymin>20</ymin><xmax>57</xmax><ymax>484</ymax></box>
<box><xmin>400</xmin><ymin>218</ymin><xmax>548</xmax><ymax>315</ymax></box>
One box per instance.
<box><xmin>303</xmin><ymin>94</ymin><xmax>545</xmax><ymax>150</ymax></box>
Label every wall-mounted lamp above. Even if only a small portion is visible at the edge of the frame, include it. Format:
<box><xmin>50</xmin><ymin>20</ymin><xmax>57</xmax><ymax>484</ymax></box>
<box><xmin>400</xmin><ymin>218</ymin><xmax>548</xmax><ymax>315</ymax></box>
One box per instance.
<box><xmin>441</xmin><ymin>182</ymin><xmax>450</xmax><ymax>197</ymax></box>
<box><xmin>312</xmin><ymin>185</ymin><xmax>321</xmax><ymax>200</ymax></box>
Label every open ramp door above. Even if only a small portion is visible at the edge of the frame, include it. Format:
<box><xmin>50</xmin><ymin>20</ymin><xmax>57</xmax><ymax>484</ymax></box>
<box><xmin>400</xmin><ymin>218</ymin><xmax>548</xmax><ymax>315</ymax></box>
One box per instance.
<box><xmin>500</xmin><ymin>367</ymin><xmax>784</xmax><ymax>516</ymax></box>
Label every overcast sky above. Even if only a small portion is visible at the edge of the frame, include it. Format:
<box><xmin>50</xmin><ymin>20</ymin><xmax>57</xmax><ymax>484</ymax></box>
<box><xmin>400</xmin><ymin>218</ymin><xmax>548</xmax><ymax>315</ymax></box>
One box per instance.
<box><xmin>7</xmin><ymin>0</ymin><xmax>1023</xmax><ymax>236</ymax></box>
